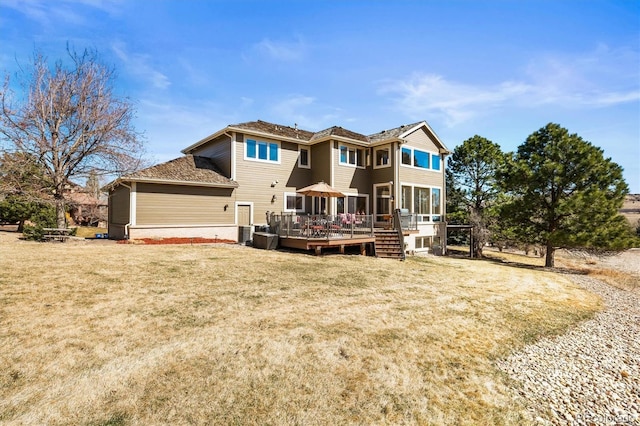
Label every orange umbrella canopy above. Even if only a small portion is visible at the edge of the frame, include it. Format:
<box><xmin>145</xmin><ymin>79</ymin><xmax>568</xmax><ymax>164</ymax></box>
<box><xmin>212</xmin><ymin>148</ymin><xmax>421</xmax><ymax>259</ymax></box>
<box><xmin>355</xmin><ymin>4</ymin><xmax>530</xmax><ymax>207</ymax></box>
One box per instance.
<box><xmin>296</xmin><ymin>181</ymin><xmax>345</xmax><ymax>198</ymax></box>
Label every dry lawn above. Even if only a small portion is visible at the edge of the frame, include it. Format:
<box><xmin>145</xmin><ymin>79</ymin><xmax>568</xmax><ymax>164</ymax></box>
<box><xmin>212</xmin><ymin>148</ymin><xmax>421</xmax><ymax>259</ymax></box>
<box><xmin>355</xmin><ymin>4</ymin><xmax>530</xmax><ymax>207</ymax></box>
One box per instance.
<box><xmin>0</xmin><ymin>233</ymin><xmax>602</xmax><ymax>425</ymax></box>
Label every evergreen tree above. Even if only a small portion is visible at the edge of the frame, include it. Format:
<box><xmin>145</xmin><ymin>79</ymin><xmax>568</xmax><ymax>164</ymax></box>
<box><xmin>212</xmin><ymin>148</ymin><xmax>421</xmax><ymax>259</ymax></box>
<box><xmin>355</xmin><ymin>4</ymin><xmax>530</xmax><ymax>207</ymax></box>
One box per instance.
<box><xmin>447</xmin><ymin>135</ymin><xmax>507</xmax><ymax>257</ymax></box>
<box><xmin>500</xmin><ymin>123</ymin><xmax>633</xmax><ymax>267</ymax></box>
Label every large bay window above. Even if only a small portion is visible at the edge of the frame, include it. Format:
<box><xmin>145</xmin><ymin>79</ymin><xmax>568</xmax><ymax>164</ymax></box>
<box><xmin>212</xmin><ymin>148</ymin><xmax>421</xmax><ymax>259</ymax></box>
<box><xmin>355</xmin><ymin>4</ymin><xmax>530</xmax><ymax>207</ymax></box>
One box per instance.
<box><xmin>401</xmin><ymin>184</ymin><xmax>442</xmax><ymax>222</ymax></box>
<box><xmin>401</xmin><ymin>146</ymin><xmax>440</xmax><ymax>171</ymax></box>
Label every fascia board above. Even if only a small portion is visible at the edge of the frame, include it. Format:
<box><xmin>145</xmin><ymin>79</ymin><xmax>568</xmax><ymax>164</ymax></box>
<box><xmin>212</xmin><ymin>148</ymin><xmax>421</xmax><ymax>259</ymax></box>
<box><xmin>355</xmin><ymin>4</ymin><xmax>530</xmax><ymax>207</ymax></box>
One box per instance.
<box><xmin>115</xmin><ymin>177</ymin><xmax>238</xmax><ymax>189</ymax></box>
<box><xmin>399</xmin><ymin>121</ymin><xmax>451</xmax><ymax>154</ymax></box>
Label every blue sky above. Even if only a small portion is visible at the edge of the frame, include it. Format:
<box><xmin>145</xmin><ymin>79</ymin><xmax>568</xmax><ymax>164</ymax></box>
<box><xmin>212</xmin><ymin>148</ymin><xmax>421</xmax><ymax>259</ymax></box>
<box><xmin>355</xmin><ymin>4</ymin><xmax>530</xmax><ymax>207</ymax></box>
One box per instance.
<box><xmin>2</xmin><ymin>0</ymin><xmax>639</xmax><ymax>192</ymax></box>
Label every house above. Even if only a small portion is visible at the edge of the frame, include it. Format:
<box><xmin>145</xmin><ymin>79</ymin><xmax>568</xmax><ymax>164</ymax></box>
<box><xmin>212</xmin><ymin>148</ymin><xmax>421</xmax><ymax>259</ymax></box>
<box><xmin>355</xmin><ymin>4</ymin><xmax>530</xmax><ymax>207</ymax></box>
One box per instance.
<box><xmin>105</xmin><ymin>120</ymin><xmax>449</xmax><ymax>253</ymax></box>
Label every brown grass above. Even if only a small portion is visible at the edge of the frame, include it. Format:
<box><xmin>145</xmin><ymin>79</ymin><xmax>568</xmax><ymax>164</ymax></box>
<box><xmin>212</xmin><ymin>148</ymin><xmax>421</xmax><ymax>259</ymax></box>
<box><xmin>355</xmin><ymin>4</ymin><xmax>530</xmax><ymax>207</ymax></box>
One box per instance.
<box><xmin>481</xmin><ymin>248</ymin><xmax>640</xmax><ymax>293</ymax></box>
<box><xmin>0</xmin><ymin>233</ymin><xmax>602</xmax><ymax>425</ymax></box>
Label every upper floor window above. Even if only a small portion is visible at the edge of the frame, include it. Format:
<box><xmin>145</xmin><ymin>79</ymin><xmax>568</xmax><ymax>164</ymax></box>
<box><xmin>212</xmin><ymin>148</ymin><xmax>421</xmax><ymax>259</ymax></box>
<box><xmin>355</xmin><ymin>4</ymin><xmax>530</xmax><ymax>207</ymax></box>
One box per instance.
<box><xmin>298</xmin><ymin>147</ymin><xmax>310</xmax><ymax>168</ymax></box>
<box><xmin>374</xmin><ymin>147</ymin><xmax>390</xmax><ymax>168</ymax></box>
<box><xmin>339</xmin><ymin>145</ymin><xmax>365</xmax><ymax>168</ymax></box>
<box><xmin>401</xmin><ymin>146</ymin><xmax>439</xmax><ymax>171</ymax></box>
<box><xmin>431</xmin><ymin>154</ymin><xmax>441</xmax><ymax>171</ymax></box>
<box><xmin>246</xmin><ymin>139</ymin><xmax>279</xmax><ymax>163</ymax></box>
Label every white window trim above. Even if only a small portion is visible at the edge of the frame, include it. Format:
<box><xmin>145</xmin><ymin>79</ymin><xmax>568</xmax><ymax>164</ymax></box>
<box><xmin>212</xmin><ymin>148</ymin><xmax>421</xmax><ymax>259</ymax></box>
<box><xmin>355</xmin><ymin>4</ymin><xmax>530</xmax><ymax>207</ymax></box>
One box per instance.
<box><xmin>244</xmin><ymin>139</ymin><xmax>282</xmax><ymax>164</ymax></box>
<box><xmin>401</xmin><ymin>182</ymin><xmax>443</xmax><ymax>223</ymax></box>
<box><xmin>298</xmin><ymin>146</ymin><xmax>311</xmax><ymax>169</ymax></box>
<box><xmin>400</xmin><ymin>145</ymin><xmax>440</xmax><ymax>171</ymax></box>
<box><xmin>373</xmin><ymin>182</ymin><xmax>392</xmax><ymax>221</ymax></box>
<box><xmin>373</xmin><ymin>146</ymin><xmax>391</xmax><ymax>169</ymax></box>
<box><xmin>283</xmin><ymin>192</ymin><xmax>305</xmax><ymax>213</ymax></box>
<box><xmin>338</xmin><ymin>144</ymin><xmax>366</xmax><ymax>169</ymax></box>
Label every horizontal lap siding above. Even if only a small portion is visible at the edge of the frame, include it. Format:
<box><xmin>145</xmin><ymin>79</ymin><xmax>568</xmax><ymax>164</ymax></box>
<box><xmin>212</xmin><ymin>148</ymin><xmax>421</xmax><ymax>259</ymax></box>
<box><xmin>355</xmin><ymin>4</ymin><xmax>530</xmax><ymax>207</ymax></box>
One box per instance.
<box><xmin>405</xmin><ymin>127</ymin><xmax>441</xmax><ymax>152</ymax></box>
<box><xmin>371</xmin><ymin>143</ymin><xmax>394</xmax><ymax>185</ymax></box>
<box><xmin>333</xmin><ymin>141</ymin><xmax>370</xmax><ymax>193</ymax></box>
<box><xmin>190</xmin><ymin>135</ymin><xmax>232</xmax><ymax>178</ymax></box>
<box><xmin>400</xmin><ymin>128</ymin><xmax>445</xmax><ymax>187</ymax></box>
<box><xmin>235</xmin><ymin>138</ymin><xmax>311</xmax><ymax>223</ymax></box>
<box><xmin>136</xmin><ymin>183</ymin><xmax>235</xmax><ymax>225</ymax></box>
<box><xmin>311</xmin><ymin>142</ymin><xmax>331</xmax><ymax>184</ymax></box>
<box><xmin>109</xmin><ymin>186</ymin><xmax>130</xmax><ymax>225</ymax></box>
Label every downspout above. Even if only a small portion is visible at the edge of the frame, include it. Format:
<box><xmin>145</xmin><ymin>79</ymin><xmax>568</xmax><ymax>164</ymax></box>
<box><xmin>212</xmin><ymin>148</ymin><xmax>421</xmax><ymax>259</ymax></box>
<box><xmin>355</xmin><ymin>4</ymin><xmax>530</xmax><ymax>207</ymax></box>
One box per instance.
<box><xmin>119</xmin><ymin>181</ymin><xmax>132</xmax><ymax>239</ymax></box>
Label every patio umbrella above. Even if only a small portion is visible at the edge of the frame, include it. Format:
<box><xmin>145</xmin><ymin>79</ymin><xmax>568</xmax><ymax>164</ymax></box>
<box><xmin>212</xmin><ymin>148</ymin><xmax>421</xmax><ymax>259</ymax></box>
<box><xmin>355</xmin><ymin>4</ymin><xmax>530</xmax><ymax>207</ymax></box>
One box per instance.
<box><xmin>296</xmin><ymin>181</ymin><xmax>345</xmax><ymax>198</ymax></box>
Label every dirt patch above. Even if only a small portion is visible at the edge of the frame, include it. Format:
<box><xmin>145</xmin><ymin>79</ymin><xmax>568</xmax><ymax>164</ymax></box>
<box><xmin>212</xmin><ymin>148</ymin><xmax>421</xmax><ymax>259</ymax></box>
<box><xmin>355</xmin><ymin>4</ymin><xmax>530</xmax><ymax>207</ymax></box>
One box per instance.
<box><xmin>120</xmin><ymin>237</ymin><xmax>236</xmax><ymax>245</ymax></box>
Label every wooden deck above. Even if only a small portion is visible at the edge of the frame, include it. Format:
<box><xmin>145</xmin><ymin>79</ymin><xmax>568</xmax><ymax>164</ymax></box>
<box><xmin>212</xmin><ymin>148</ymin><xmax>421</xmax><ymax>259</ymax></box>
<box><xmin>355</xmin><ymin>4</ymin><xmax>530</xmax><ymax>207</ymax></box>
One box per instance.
<box><xmin>279</xmin><ymin>235</ymin><xmax>376</xmax><ymax>255</ymax></box>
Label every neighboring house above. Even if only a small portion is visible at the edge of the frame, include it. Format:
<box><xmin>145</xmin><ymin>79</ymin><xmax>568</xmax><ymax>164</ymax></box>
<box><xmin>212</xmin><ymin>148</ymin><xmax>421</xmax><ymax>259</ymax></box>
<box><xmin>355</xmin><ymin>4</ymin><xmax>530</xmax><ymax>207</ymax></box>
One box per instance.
<box><xmin>65</xmin><ymin>183</ymin><xmax>108</xmax><ymax>227</ymax></box>
<box><xmin>105</xmin><ymin>120</ymin><xmax>449</xmax><ymax>253</ymax></box>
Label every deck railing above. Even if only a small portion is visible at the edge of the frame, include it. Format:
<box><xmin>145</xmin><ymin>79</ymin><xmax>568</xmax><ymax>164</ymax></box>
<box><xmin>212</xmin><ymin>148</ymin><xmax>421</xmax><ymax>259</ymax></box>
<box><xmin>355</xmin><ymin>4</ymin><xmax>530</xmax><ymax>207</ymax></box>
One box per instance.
<box><xmin>269</xmin><ymin>213</ymin><xmax>375</xmax><ymax>239</ymax></box>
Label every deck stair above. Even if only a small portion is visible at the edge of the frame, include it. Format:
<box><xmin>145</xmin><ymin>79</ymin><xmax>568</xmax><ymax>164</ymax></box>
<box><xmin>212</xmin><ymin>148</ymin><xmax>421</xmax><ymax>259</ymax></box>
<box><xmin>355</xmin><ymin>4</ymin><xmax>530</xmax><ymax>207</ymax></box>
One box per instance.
<box><xmin>374</xmin><ymin>230</ymin><xmax>404</xmax><ymax>259</ymax></box>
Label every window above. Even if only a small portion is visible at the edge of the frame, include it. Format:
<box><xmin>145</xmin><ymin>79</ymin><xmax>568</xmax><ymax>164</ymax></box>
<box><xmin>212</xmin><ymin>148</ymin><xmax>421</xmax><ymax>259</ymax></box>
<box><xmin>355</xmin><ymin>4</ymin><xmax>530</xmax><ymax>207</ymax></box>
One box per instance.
<box><xmin>413</xmin><ymin>149</ymin><xmax>429</xmax><ymax>169</ymax></box>
<box><xmin>298</xmin><ymin>147</ymin><xmax>310</xmax><ymax>168</ymax></box>
<box><xmin>401</xmin><ymin>147</ymin><xmax>411</xmax><ymax>165</ymax></box>
<box><xmin>401</xmin><ymin>186</ymin><xmax>412</xmax><ymax>210</ymax></box>
<box><xmin>431</xmin><ymin>154</ymin><xmax>441</xmax><ymax>171</ymax></box>
<box><xmin>374</xmin><ymin>147</ymin><xmax>390</xmax><ymax>168</ymax></box>
<box><xmin>246</xmin><ymin>139</ymin><xmax>279</xmax><ymax>163</ymax></box>
<box><xmin>402</xmin><ymin>184</ymin><xmax>442</xmax><ymax>222</ymax></box>
<box><xmin>414</xmin><ymin>187</ymin><xmax>430</xmax><ymax>217</ymax></box>
<box><xmin>284</xmin><ymin>192</ymin><xmax>304</xmax><ymax>212</ymax></box>
<box><xmin>337</xmin><ymin>195</ymin><xmax>368</xmax><ymax>214</ymax></box>
<box><xmin>431</xmin><ymin>188</ymin><xmax>441</xmax><ymax>221</ymax></box>
<box><xmin>339</xmin><ymin>145</ymin><xmax>365</xmax><ymax>167</ymax></box>
<box><xmin>401</xmin><ymin>146</ymin><xmax>439</xmax><ymax>170</ymax></box>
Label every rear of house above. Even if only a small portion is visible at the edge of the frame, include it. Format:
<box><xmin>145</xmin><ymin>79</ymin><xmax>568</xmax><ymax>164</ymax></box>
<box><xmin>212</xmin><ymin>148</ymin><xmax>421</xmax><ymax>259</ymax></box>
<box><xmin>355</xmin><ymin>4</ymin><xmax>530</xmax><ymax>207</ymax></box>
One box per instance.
<box><xmin>105</xmin><ymin>120</ymin><xmax>449</xmax><ymax>254</ymax></box>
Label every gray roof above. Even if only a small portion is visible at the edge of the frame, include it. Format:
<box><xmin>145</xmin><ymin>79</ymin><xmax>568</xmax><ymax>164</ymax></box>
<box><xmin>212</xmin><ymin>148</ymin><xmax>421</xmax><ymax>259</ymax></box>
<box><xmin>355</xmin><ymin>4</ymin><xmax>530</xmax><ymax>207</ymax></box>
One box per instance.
<box><xmin>183</xmin><ymin>119</ymin><xmax>447</xmax><ymax>155</ymax></box>
<box><xmin>121</xmin><ymin>155</ymin><xmax>237</xmax><ymax>187</ymax></box>
<box><xmin>310</xmin><ymin>126</ymin><xmax>369</xmax><ymax>142</ymax></box>
<box><xmin>231</xmin><ymin>120</ymin><xmax>315</xmax><ymax>141</ymax></box>
<box><xmin>231</xmin><ymin>120</ymin><xmax>416</xmax><ymax>144</ymax></box>
<box><xmin>367</xmin><ymin>121</ymin><xmax>425</xmax><ymax>143</ymax></box>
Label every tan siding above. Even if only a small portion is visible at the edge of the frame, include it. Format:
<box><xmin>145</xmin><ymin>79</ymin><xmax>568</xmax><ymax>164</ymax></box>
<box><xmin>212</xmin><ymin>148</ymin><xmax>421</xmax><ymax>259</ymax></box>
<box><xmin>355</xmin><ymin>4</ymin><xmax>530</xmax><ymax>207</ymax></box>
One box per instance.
<box><xmin>136</xmin><ymin>183</ymin><xmax>235</xmax><ymax>225</ymax></box>
<box><xmin>234</xmin><ymin>137</ymin><xmax>313</xmax><ymax>223</ymax></box>
<box><xmin>332</xmin><ymin>141</ymin><xmax>370</xmax><ymax>192</ymax></box>
<box><xmin>404</xmin><ymin>127</ymin><xmax>441</xmax><ymax>152</ymax></box>
<box><xmin>400</xmin><ymin>128</ymin><xmax>445</xmax><ymax>188</ymax></box>
<box><xmin>109</xmin><ymin>185</ymin><xmax>130</xmax><ymax>225</ymax></box>
<box><xmin>311</xmin><ymin>142</ymin><xmax>331</xmax><ymax>184</ymax></box>
<box><xmin>371</xmin><ymin>151</ymin><xmax>394</xmax><ymax>184</ymax></box>
<box><xmin>399</xmin><ymin>166</ymin><xmax>443</xmax><ymax>187</ymax></box>
<box><xmin>190</xmin><ymin>135</ymin><xmax>232</xmax><ymax>178</ymax></box>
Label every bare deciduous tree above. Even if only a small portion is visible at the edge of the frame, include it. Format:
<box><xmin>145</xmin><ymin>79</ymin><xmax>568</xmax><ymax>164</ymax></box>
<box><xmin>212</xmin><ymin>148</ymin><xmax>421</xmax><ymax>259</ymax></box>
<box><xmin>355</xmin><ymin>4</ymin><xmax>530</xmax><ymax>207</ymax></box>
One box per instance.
<box><xmin>0</xmin><ymin>46</ymin><xmax>145</xmax><ymax>228</ymax></box>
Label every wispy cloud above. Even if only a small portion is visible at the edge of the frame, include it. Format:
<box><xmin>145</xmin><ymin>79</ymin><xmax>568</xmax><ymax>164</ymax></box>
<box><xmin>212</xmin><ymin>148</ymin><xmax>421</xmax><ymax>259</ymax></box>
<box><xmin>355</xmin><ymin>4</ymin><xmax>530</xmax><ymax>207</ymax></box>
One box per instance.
<box><xmin>380</xmin><ymin>45</ymin><xmax>640</xmax><ymax>126</ymax></box>
<box><xmin>111</xmin><ymin>42</ymin><xmax>171</xmax><ymax>90</ymax></box>
<box><xmin>2</xmin><ymin>0</ymin><xmax>122</xmax><ymax>27</ymax></box>
<box><xmin>252</xmin><ymin>36</ymin><xmax>307</xmax><ymax>62</ymax></box>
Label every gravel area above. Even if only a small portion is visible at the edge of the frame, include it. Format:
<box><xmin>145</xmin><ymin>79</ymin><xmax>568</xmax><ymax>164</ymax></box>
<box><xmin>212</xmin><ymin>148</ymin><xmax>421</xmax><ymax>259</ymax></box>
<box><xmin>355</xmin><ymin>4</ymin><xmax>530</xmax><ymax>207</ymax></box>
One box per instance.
<box><xmin>498</xmin><ymin>275</ymin><xmax>640</xmax><ymax>425</ymax></box>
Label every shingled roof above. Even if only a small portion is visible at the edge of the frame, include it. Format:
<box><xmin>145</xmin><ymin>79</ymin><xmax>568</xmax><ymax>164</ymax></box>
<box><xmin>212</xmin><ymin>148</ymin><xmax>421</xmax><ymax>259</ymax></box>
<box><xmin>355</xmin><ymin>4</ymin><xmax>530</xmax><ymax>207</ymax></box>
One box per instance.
<box><xmin>367</xmin><ymin>121</ymin><xmax>425</xmax><ymax>143</ymax></box>
<box><xmin>310</xmin><ymin>126</ymin><xmax>369</xmax><ymax>142</ymax></box>
<box><xmin>183</xmin><ymin>119</ymin><xmax>445</xmax><ymax>154</ymax></box>
<box><xmin>119</xmin><ymin>155</ymin><xmax>237</xmax><ymax>187</ymax></box>
<box><xmin>231</xmin><ymin>120</ymin><xmax>315</xmax><ymax>141</ymax></box>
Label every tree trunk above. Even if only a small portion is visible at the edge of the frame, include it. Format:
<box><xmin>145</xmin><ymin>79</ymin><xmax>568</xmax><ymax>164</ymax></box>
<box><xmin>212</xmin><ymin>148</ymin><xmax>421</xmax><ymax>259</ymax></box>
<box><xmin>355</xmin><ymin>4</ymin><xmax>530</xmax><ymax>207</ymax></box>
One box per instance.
<box><xmin>55</xmin><ymin>196</ymin><xmax>66</xmax><ymax>229</ymax></box>
<box><xmin>545</xmin><ymin>241</ymin><xmax>555</xmax><ymax>267</ymax></box>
